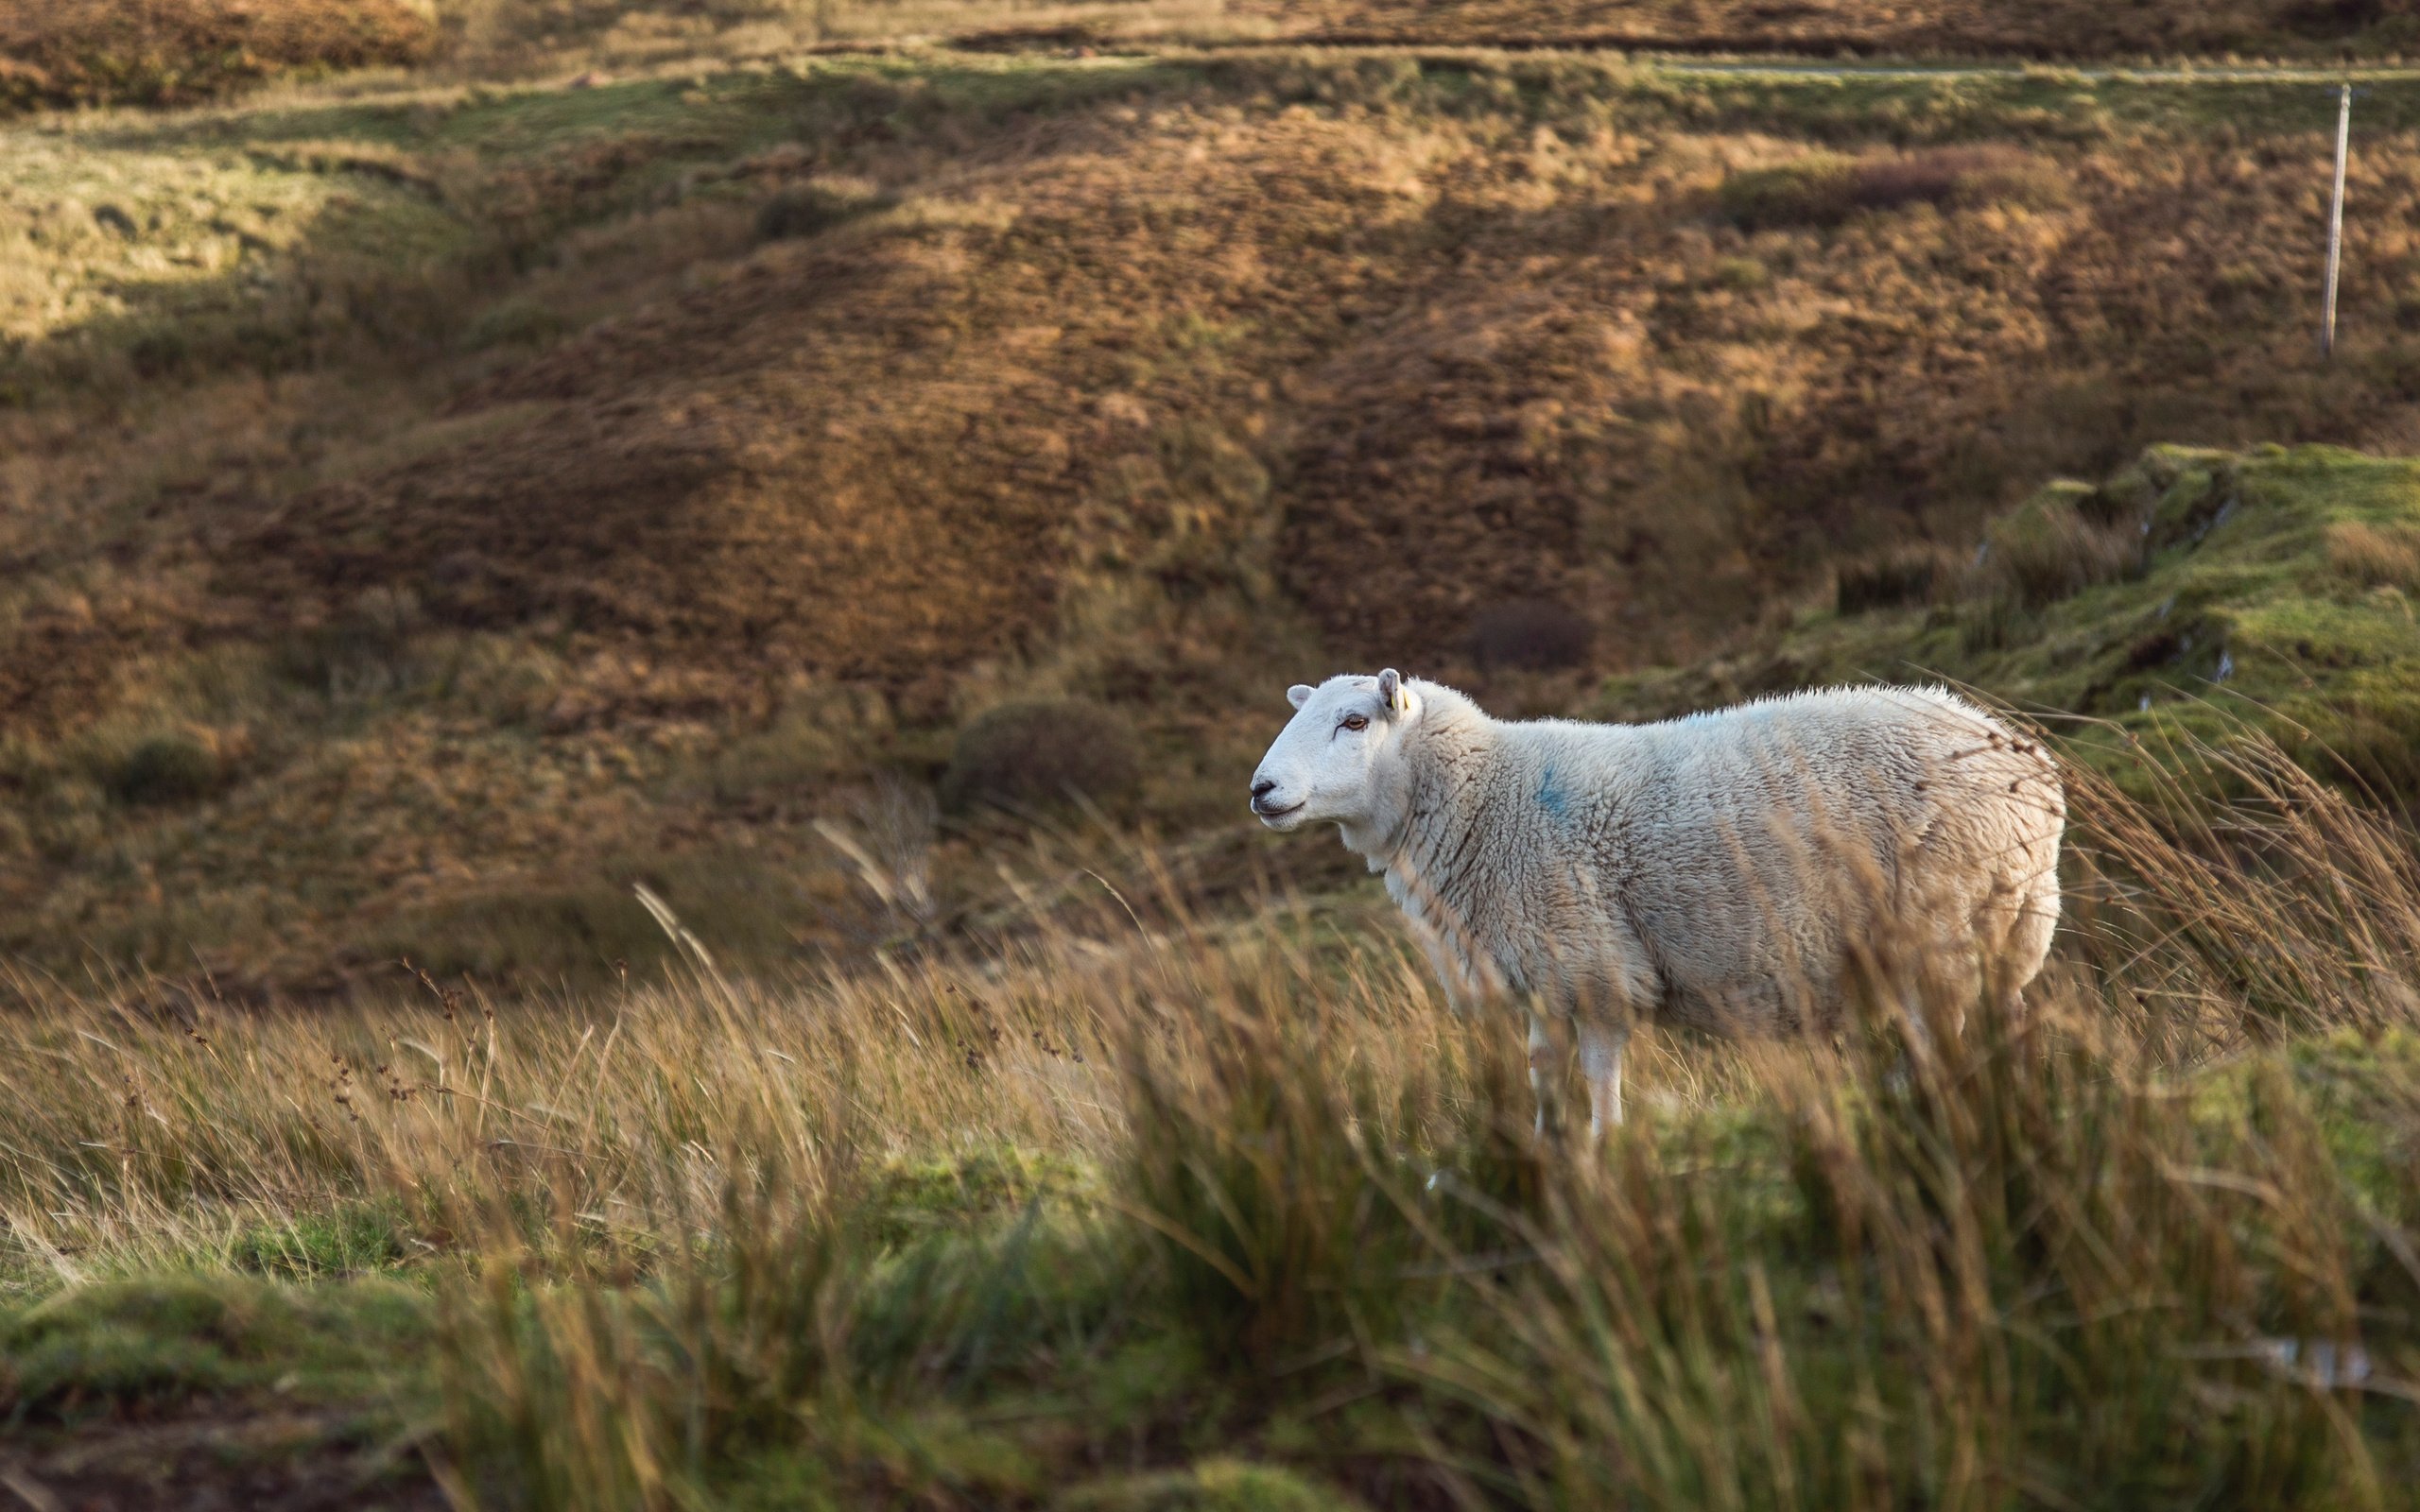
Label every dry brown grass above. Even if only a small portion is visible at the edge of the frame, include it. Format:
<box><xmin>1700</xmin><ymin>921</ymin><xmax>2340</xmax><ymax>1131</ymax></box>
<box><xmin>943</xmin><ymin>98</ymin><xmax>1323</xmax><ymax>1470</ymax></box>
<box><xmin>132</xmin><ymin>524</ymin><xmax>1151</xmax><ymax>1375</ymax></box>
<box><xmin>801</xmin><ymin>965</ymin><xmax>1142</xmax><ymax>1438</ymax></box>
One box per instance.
<box><xmin>0</xmin><ymin>729</ymin><xmax>2392</xmax><ymax>1274</ymax></box>
<box><xmin>6</xmin><ymin>731</ymin><xmax>2420</xmax><ymax>1507</ymax></box>
<box><xmin>2328</xmin><ymin>517</ymin><xmax>2420</xmax><ymax>590</ymax></box>
<box><xmin>0</xmin><ymin>0</ymin><xmax>436</xmax><ymax>111</ymax></box>
<box><xmin>1964</xmin><ymin>480</ymin><xmax>2149</xmax><ymax>615</ymax></box>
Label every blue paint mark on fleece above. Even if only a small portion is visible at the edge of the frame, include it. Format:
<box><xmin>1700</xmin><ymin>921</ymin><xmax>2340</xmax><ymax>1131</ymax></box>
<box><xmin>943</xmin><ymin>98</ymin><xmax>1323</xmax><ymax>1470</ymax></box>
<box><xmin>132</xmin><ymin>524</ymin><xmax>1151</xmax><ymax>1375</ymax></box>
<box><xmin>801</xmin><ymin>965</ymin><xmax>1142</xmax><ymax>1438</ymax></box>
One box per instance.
<box><xmin>1537</xmin><ymin>763</ymin><xmax>1570</xmax><ymax>821</ymax></box>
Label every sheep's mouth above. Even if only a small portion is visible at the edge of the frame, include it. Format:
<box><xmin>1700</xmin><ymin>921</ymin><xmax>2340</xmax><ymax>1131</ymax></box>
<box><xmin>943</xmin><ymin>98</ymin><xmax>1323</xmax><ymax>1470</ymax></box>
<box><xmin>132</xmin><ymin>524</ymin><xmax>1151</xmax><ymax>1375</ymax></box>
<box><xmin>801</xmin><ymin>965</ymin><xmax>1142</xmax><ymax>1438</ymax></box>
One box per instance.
<box><xmin>1252</xmin><ymin>798</ymin><xmax>1305</xmax><ymax>822</ymax></box>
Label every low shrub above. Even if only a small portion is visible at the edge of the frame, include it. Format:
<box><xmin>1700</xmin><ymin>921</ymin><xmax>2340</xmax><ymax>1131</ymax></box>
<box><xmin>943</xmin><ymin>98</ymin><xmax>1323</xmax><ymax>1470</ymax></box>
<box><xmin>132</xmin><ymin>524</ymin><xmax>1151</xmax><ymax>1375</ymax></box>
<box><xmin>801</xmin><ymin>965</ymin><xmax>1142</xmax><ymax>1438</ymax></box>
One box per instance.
<box><xmin>1836</xmin><ymin>544</ymin><xmax>1956</xmax><ymax>615</ymax></box>
<box><xmin>1465</xmin><ymin>600</ymin><xmax>1594</xmax><ymax>672</ymax></box>
<box><xmin>754</xmin><ymin>180</ymin><xmax>895</xmax><ymax>244</ymax></box>
<box><xmin>1968</xmin><ymin>480</ymin><xmax>2145</xmax><ymax>612</ymax></box>
<box><xmin>939</xmin><ymin>700</ymin><xmax>1139</xmax><ymax>816</ymax></box>
<box><xmin>1851</xmin><ymin>145</ymin><xmax>2069</xmax><ymax>215</ymax></box>
<box><xmin>460</xmin><ymin>296</ymin><xmax>569</xmax><ymax>353</ymax></box>
<box><xmin>1720</xmin><ymin>146</ymin><xmax>2068</xmax><ymax>232</ymax></box>
<box><xmin>104</xmin><ymin>732</ymin><xmax>225</xmax><ymax>807</ymax></box>
<box><xmin>272</xmin><ymin>587</ymin><xmax>427</xmax><ymax>701</ymax></box>
<box><xmin>1718</xmin><ymin>152</ymin><xmax>1858</xmax><ymax>232</ymax></box>
<box><xmin>1709</xmin><ymin>254</ymin><xmax>1770</xmax><ymax>291</ymax></box>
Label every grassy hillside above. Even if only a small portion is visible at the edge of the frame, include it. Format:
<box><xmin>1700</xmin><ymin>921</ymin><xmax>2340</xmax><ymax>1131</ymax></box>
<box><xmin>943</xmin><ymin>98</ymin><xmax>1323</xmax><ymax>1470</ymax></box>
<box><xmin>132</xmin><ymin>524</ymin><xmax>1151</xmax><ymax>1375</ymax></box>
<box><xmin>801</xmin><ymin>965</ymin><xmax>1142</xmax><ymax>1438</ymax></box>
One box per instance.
<box><xmin>12</xmin><ymin>48</ymin><xmax>2420</xmax><ymax>990</ymax></box>
<box><xmin>1599</xmin><ymin>444</ymin><xmax>2420</xmax><ymax>800</ymax></box>
<box><xmin>1276</xmin><ymin>0</ymin><xmax>2420</xmax><ymax>61</ymax></box>
<box><xmin>5</xmin><ymin>0</ymin><xmax>2413</xmax><ymax>117</ymax></box>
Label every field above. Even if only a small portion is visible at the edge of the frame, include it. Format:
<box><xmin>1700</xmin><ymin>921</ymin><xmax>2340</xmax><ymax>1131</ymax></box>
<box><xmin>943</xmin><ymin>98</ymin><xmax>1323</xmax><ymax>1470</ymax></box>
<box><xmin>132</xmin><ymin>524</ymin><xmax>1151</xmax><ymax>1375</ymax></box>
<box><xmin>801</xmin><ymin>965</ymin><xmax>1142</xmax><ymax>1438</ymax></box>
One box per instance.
<box><xmin>12</xmin><ymin>2</ymin><xmax>2420</xmax><ymax>1507</ymax></box>
<box><xmin>9</xmin><ymin>750</ymin><xmax>2420</xmax><ymax>1508</ymax></box>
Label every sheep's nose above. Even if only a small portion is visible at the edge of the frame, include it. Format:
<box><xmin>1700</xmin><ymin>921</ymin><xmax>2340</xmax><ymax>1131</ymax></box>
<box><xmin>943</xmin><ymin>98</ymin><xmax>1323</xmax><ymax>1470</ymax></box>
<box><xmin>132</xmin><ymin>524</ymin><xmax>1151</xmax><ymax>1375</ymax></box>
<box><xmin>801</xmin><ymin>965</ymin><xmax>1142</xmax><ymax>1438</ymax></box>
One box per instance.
<box><xmin>1251</xmin><ymin>779</ymin><xmax>1277</xmax><ymax>799</ymax></box>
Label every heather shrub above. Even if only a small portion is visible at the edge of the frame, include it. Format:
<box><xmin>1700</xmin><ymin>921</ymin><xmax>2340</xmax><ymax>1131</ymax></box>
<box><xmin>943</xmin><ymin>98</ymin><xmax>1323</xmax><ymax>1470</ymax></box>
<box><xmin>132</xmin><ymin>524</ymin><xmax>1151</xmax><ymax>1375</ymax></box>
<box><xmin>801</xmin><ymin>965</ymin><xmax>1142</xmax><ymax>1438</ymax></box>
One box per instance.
<box><xmin>1836</xmin><ymin>544</ymin><xmax>1957</xmax><ymax>614</ymax></box>
<box><xmin>104</xmin><ymin>731</ymin><xmax>225</xmax><ymax>807</ymax></box>
<box><xmin>1720</xmin><ymin>146</ymin><xmax>2068</xmax><ymax>232</ymax></box>
<box><xmin>940</xmin><ymin>700</ymin><xmax>1139</xmax><ymax>816</ymax></box>
<box><xmin>1465</xmin><ymin>600</ymin><xmax>1595</xmax><ymax>672</ymax></box>
<box><xmin>273</xmin><ymin>587</ymin><xmax>428</xmax><ymax>701</ymax></box>
<box><xmin>1968</xmin><ymin>481</ymin><xmax>2146</xmax><ymax>611</ymax></box>
<box><xmin>754</xmin><ymin>180</ymin><xmax>895</xmax><ymax>244</ymax></box>
<box><xmin>1710</xmin><ymin>255</ymin><xmax>1770</xmax><ymax>291</ymax></box>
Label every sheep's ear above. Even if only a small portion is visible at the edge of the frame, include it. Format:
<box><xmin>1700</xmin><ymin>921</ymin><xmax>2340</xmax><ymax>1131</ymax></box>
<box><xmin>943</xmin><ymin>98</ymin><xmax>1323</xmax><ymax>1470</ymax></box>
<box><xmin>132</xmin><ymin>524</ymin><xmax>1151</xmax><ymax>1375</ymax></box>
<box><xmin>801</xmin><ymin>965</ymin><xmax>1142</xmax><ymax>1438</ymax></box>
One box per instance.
<box><xmin>1378</xmin><ymin>668</ymin><xmax>1404</xmax><ymax>713</ymax></box>
<box><xmin>1287</xmin><ymin>684</ymin><xmax>1314</xmax><ymax>711</ymax></box>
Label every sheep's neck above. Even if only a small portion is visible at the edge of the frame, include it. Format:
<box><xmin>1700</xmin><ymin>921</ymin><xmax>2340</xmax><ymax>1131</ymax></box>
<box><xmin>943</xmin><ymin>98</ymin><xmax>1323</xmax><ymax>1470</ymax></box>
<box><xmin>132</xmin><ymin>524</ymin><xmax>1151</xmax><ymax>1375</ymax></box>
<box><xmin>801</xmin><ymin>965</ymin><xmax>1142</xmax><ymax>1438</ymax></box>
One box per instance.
<box><xmin>1361</xmin><ymin>711</ymin><xmax>1500</xmax><ymax>883</ymax></box>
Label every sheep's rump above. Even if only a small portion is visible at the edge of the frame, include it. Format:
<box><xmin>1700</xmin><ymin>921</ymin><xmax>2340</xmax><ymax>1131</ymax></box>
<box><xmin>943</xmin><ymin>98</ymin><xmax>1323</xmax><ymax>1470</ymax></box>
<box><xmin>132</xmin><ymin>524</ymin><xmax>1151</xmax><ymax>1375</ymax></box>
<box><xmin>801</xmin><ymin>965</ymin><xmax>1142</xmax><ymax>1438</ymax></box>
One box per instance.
<box><xmin>1596</xmin><ymin>686</ymin><xmax>2062</xmax><ymax>1034</ymax></box>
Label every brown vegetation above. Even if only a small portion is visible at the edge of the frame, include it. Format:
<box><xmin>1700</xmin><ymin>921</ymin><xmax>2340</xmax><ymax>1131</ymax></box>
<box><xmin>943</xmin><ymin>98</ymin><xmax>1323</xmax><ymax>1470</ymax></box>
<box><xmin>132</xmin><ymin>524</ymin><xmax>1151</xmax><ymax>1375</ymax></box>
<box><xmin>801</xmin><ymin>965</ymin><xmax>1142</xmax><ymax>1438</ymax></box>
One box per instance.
<box><xmin>1718</xmin><ymin>145</ymin><xmax>2069</xmax><ymax>232</ymax></box>
<box><xmin>1834</xmin><ymin>542</ymin><xmax>1956</xmax><ymax>614</ymax></box>
<box><xmin>0</xmin><ymin>0</ymin><xmax>435</xmax><ymax>111</ymax></box>
<box><xmin>2328</xmin><ymin>516</ymin><xmax>2420</xmax><ymax>588</ymax></box>
<box><xmin>6</xmin><ymin>0</ymin><xmax>2410</xmax><ymax>122</ymax></box>
<box><xmin>1970</xmin><ymin>481</ymin><xmax>2150</xmax><ymax>611</ymax></box>
<box><xmin>938</xmin><ymin>700</ymin><xmax>1139</xmax><ymax>816</ymax></box>
<box><xmin>1465</xmin><ymin>598</ymin><xmax>1596</xmax><ymax>670</ymax></box>
<box><xmin>1273</xmin><ymin>0</ymin><xmax>2416</xmax><ymax>60</ymax></box>
<box><xmin>10</xmin><ymin>52</ymin><xmax>2420</xmax><ymax>988</ymax></box>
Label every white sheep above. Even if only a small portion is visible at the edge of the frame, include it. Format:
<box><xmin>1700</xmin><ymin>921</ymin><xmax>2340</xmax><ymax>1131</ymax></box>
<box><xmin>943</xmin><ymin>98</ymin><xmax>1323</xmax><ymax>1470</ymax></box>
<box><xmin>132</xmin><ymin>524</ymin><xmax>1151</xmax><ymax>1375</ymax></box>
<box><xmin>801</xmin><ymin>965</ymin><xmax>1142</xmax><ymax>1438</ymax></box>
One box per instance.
<box><xmin>1249</xmin><ymin>671</ymin><xmax>2064</xmax><ymax>1138</ymax></box>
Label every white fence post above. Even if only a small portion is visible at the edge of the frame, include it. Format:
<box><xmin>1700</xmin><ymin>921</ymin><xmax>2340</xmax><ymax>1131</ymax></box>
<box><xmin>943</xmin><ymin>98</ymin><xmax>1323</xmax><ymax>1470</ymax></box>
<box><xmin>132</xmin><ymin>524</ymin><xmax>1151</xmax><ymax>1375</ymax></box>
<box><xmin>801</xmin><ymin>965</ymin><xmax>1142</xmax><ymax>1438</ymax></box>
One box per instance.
<box><xmin>2324</xmin><ymin>82</ymin><xmax>2352</xmax><ymax>360</ymax></box>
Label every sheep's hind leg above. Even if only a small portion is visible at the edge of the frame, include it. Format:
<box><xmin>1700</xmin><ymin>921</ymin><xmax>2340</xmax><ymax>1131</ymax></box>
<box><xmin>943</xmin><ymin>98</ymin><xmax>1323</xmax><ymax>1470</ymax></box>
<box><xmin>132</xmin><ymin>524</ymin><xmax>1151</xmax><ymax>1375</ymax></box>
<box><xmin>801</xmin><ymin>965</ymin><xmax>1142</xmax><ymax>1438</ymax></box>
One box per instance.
<box><xmin>1527</xmin><ymin>1012</ymin><xmax>1560</xmax><ymax>1140</ymax></box>
<box><xmin>1579</xmin><ymin>1019</ymin><xmax>1629</xmax><ymax>1142</ymax></box>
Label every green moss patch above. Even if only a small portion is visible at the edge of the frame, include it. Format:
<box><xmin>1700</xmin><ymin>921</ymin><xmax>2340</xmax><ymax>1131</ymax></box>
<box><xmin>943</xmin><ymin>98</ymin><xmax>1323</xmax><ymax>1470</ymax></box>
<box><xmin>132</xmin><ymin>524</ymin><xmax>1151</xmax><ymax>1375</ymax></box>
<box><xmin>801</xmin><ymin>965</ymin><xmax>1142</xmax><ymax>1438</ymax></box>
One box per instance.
<box><xmin>1</xmin><ymin>1273</ymin><xmax>431</xmax><ymax>1423</ymax></box>
<box><xmin>1601</xmin><ymin>444</ymin><xmax>2420</xmax><ymax>801</ymax></box>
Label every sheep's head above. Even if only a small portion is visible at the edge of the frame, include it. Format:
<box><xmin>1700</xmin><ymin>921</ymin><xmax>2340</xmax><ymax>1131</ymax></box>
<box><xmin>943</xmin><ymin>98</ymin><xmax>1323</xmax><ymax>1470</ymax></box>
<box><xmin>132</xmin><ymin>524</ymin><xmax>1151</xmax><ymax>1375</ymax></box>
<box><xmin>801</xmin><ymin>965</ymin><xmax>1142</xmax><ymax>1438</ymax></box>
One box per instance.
<box><xmin>1250</xmin><ymin>669</ymin><xmax>1422</xmax><ymax>839</ymax></box>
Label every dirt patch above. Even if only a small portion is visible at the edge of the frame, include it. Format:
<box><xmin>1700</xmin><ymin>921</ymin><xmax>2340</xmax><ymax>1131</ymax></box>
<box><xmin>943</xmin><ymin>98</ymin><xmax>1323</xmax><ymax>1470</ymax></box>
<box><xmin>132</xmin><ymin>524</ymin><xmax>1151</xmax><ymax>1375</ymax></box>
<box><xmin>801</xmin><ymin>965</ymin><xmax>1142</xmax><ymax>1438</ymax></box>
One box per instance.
<box><xmin>0</xmin><ymin>1406</ymin><xmax>441</xmax><ymax>1512</ymax></box>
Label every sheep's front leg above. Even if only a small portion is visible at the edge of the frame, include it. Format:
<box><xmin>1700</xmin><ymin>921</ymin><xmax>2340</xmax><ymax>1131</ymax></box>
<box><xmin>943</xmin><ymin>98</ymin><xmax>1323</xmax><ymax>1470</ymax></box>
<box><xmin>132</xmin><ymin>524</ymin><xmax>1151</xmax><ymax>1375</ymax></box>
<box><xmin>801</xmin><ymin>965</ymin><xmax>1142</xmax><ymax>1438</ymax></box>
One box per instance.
<box><xmin>1577</xmin><ymin>1019</ymin><xmax>1629</xmax><ymax>1142</ymax></box>
<box><xmin>1526</xmin><ymin>1011</ymin><xmax>1560</xmax><ymax>1140</ymax></box>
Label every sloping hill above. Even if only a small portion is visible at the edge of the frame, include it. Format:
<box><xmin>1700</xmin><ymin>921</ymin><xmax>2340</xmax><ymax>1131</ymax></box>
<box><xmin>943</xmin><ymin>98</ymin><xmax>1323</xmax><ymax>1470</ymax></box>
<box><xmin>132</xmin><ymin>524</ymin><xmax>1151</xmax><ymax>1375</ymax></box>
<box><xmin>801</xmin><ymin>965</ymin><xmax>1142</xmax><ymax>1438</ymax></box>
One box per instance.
<box><xmin>6</xmin><ymin>0</ymin><xmax>2410</xmax><ymax>118</ymax></box>
<box><xmin>9</xmin><ymin>52</ymin><xmax>2420</xmax><ymax>989</ymax></box>
<box><xmin>1600</xmin><ymin>444</ymin><xmax>2420</xmax><ymax>801</ymax></box>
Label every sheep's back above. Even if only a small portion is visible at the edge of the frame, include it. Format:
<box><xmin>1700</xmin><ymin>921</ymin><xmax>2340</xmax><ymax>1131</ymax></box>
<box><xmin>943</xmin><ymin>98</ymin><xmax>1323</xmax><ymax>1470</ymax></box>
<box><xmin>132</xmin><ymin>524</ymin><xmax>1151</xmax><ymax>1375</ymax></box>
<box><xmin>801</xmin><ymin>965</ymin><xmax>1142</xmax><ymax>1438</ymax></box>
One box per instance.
<box><xmin>1594</xmin><ymin>687</ymin><xmax>2061</xmax><ymax>1029</ymax></box>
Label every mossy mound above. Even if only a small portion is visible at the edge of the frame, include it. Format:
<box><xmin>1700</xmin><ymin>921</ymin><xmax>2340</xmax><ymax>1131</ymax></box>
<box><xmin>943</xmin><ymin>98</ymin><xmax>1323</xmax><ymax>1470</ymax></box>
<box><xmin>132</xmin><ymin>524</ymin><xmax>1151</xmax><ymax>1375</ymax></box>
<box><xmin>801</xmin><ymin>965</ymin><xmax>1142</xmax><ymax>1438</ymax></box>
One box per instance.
<box><xmin>0</xmin><ymin>1272</ymin><xmax>431</xmax><ymax>1422</ymax></box>
<box><xmin>1599</xmin><ymin>444</ymin><xmax>2420</xmax><ymax>800</ymax></box>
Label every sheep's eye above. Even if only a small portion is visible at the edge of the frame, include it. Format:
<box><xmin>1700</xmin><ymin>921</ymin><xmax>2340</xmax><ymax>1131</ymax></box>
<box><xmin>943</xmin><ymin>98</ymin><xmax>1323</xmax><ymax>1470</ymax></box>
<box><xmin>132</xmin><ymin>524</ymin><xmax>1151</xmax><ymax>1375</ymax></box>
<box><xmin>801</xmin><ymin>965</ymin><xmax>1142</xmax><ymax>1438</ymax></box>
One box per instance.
<box><xmin>1340</xmin><ymin>714</ymin><xmax>1369</xmax><ymax>732</ymax></box>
